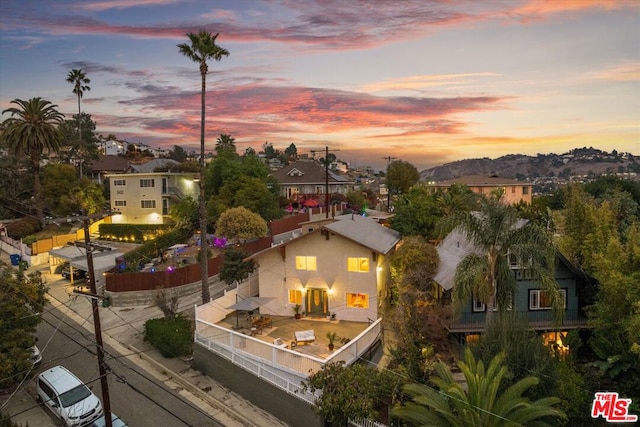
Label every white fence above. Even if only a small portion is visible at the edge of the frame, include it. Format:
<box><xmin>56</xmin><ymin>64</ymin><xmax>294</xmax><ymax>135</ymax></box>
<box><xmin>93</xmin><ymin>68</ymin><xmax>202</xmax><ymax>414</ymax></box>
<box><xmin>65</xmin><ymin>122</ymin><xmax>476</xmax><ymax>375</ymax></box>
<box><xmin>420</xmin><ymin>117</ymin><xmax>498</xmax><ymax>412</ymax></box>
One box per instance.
<box><xmin>194</xmin><ymin>317</ymin><xmax>383</xmax><ymax>405</ymax></box>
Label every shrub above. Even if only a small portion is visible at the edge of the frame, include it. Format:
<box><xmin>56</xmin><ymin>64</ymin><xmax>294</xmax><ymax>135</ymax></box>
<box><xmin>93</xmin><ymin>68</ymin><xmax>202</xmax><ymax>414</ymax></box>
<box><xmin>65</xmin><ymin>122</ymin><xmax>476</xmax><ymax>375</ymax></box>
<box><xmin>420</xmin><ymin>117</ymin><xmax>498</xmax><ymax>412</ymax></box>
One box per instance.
<box><xmin>144</xmin><ymin>314</ymin><xmax>193</xmax><ymax>358</ymax></box>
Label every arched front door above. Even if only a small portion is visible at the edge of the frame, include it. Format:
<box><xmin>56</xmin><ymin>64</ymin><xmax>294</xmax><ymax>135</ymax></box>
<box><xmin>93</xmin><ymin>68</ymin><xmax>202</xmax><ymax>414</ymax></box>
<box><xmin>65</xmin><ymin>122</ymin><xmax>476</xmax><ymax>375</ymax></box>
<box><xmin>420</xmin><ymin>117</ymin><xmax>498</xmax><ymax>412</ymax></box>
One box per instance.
<box><xmin>306</xmin><ymin>288</ymin><xmax>328</xmax><ymax>317</ymax></box>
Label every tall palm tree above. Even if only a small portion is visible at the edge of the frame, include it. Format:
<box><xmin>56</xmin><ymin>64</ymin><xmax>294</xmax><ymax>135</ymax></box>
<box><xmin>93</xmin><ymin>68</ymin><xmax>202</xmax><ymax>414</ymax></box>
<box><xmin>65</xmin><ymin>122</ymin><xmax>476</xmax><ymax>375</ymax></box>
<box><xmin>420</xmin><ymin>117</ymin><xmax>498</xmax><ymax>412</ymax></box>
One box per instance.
<box><xmin>2</xmin><ymin>98</ymin><xmax>65</xmax><ymax>221</ymax></box>
<box><xmin>392</xmin><ymin>348</ymin><xmax>566</xmax><ymax>426</ymax></box>
<box><xmin>66</xmin><ymin>69</ymin><xmax>91</xmax><ymax>177</ymax></box>
<box><xmin>178</xmin><ymin>31</ymin><xmax>229</xmax><ymax>304</ymax></box>
<box><xmin>215</xmin><ymin>133</ymin><xmax>236</xmax><ymax>154</ymax></box>
<box><xmin>442</xmin><ymin>191</ymin><xmax>560</xmax><ymax>323</ymax></box>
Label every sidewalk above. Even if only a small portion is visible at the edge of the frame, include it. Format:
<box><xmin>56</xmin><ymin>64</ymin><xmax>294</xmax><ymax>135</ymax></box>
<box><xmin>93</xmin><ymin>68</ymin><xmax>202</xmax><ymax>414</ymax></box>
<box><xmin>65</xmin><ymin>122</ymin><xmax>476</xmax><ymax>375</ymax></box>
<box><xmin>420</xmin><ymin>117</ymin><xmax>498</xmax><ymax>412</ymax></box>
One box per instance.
<box><xmin>2</xmin><ymin>251</ymin><xmax>288</xmax><ymax>427</ymax></box>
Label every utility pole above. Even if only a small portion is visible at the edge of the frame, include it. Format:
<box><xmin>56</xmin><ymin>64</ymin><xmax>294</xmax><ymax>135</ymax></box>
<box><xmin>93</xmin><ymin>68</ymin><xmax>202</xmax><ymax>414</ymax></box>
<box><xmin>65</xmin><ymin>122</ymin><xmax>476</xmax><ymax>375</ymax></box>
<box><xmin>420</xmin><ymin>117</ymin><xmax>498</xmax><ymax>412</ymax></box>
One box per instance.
<box><xmin>311</xmin><ymin>146</ymin><xmax>339</xmax><ymax>218</ymax></box>
<box><xmin>82</xmin><ymin>216</ymin><xmax>113</xmax><ymax>427</ymax></box>
<box><xmin>382</xmin><ymin>156</ymin><xmax>397</xmax><ymax>212</ymax></box>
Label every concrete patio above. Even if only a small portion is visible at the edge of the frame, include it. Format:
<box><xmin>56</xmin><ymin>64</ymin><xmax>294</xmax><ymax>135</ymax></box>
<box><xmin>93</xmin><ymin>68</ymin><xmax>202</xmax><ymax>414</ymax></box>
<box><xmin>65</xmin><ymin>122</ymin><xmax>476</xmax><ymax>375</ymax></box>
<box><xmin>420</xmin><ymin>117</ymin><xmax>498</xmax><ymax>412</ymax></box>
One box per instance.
<box><xmin>217</xmin><ymin>312</ymin><xmax>371</xmax><ymax>359</ymax></box>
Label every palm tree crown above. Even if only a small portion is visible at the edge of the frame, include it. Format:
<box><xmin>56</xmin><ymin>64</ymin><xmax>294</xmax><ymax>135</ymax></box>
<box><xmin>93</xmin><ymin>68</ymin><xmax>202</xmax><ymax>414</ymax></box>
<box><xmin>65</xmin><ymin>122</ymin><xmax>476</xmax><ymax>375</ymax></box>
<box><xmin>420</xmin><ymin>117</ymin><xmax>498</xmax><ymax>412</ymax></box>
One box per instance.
<box><xmin>443</xmin><ymin>191</ymin><xmax>560</xmax><ymax>321</ymax></box>
<box><xmin>392</xmin><ymin>348</ymin><xmax>566</xmax><ymax>426</ymax></box>
<box><xmin>178</xmin><ymin>30</ymin><xmax>229</xmax><ymax>304</ymax></box>
<box><xmin>215</xmin><ymin>133</ymin><xmax>236</xmax><ymax>154</ymax></box>
<box><xmin>2</xmin><ymin>97</ymin><xmax>65</xmax><ymax>221</ymax></box>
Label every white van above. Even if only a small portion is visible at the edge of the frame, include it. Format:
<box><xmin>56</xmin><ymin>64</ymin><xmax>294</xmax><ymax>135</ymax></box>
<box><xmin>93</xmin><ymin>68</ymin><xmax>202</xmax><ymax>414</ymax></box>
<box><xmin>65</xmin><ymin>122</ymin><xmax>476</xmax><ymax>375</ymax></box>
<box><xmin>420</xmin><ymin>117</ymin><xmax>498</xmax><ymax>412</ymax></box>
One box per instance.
<box><xmin>37</xmin><ymin>365</ymin><xmax>103</xmax><ymax>427</ymax></box>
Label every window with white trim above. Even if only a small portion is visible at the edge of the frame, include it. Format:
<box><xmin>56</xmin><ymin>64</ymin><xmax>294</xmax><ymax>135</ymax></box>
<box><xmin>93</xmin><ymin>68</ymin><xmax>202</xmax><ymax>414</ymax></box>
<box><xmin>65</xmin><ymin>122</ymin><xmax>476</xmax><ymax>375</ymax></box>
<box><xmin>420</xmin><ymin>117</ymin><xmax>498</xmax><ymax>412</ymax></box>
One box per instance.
<box><xmin>529</xmin><ymin>289</ymin><xmax>566</xmax><ymax>310</ymax></box>
<box><xmin>472</xmin><ymin>296</ymin><xmax>512</xmax><ymax>312</ymax></box>
<box><xmin>141</xmin><ymin>200</ymin><xmax>156</xmax><ymax>209</ymax></box>
<box><xmin>140</xmin><ymin>178</ymin><xmax>155</xmax><ymax>188</ymax></box>
<box><xmin>114</xmin><ymin>200</ymin><xmax>127</xmax><ymax>207</ymax></box>
<box><xmin>113</xmin><ymin>179</ymin><xmax>126</xmax><ymax>186</ymax></box>
<box><xmin>295</xmin><ymin>256</ymin><xmax>317</xmax><ymax>271</ymax></box>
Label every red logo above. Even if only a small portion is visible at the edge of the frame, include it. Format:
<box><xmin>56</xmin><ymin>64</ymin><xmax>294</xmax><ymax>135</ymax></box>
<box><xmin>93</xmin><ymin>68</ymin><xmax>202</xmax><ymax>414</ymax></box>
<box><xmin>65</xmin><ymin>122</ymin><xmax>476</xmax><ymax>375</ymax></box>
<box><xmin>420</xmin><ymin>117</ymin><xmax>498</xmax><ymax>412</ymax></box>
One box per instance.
<box><xmin>592</xmin><ymin>392</ymin><xmax>638</xmax><ymax>423</ymax></box>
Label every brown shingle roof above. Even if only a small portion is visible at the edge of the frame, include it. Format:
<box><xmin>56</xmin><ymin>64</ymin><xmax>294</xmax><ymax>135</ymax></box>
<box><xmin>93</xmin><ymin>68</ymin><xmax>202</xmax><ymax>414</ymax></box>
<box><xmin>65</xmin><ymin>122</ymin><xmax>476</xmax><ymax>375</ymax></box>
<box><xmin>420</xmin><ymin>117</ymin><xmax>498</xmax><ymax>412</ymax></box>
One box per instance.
<box><xmin>271</xmin><ymin>160</ymin><xmax>353</xmax><ymax>185</ymax></box>
<box><xmin>87</xmin><ymin>155</ymin><xmax>130</xmax><ymax>173</ymax></box>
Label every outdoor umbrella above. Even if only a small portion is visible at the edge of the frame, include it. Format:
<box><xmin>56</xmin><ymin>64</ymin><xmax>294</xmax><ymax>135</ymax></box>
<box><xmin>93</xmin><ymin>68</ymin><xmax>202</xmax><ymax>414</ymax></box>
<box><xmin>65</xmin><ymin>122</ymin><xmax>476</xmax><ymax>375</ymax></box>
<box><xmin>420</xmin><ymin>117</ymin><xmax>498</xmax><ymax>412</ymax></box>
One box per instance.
<box><xmin>226</xmin><ymin>297</ymin><xmax>275</xmax><ymax>328</ymax></box>
<box><xmin>303</xmin><ymin>199</ymin><xmax>320</xmax><ymax>208</ymax></box>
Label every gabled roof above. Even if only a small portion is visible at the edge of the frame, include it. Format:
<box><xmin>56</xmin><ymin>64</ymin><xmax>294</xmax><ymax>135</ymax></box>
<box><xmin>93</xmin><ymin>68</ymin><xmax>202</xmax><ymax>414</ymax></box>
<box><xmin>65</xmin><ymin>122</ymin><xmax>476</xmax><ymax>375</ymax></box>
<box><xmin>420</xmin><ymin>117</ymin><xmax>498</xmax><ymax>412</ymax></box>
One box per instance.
<box><xmin>271</xmin><ymin>160</ymin><xmax>354</xmax><ymax>185</ymax></box>
<box><xmin>432</xmin><ymin>175</ymin><xmax>531</xmax><ymax>187</ymax></box>
<box><xmin>325</xmin><ymin>214</ymin><xmax>401</xmax><ymax>254</ymax></box>
<box><xmin>87</xmin><ymin>155</ymin><xmax>130</xmax><ymax>173</ymax></box>
<box><xmin>126</xmin><ymin>159</ymin><xmax>180</xmax><ymax>173</ymax></box>
<box><xmin>247</xmin><ymin>215</ymin><xmax>400</xmax><ymax>260</ymax></box>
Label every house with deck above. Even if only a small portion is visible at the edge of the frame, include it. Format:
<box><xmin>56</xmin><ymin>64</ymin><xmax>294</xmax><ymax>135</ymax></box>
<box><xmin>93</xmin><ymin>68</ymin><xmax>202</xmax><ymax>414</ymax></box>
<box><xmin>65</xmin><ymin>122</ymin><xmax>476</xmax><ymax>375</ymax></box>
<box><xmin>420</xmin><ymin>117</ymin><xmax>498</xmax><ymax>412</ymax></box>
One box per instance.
<box><xmin>192</xmin><ymin>214</ymin><xmax>400</xmax><ymax>426</ymax></box>
<box><xmin>433</xmin><ymin>228</ymin><xmax>597</xmax><ymax>351</ymax></box>
<box><xmin>247</xmin><ymin>213</ymin><xmax>401</xmax><ymax>322</ymax></box>
<box><xmin>271</xmin><ymin>159</ymin><xmax>356</xmax><ymax>203</ymax></box>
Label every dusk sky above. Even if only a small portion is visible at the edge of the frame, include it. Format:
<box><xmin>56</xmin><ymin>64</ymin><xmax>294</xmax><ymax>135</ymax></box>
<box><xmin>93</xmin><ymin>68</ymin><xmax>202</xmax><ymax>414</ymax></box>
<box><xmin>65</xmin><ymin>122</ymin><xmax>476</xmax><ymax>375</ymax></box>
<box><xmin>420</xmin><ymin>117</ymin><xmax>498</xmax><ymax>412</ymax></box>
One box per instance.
<box><xmin>1</xmin><ymin>0</ymin><xmax>638</xmax><ymax>171</ymax></box>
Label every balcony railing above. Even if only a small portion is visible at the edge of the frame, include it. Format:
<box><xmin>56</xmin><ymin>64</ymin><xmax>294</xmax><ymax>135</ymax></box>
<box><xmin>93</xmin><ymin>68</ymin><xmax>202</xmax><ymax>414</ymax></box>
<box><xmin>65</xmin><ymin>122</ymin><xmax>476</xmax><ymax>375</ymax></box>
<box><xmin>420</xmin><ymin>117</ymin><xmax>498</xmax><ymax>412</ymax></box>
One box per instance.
<box><xmin>445</xmin><ymin>309</ymin><xmax>588</xmax><ymax>333</ymax></box>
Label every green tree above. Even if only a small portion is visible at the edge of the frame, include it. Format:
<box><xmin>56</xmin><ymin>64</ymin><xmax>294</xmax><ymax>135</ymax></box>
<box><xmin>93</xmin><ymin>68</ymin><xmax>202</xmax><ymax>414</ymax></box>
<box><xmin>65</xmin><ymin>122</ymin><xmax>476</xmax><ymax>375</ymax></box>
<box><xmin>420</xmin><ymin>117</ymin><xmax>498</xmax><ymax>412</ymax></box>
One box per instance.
<box><xmin>219</xmin><ymin>248</ymin><xmax>256</xmax><ymax>286</ymax></box>
<box><xmin>169</xmin><ymin>145</ymin><xmax>187</xmax><ymax>162</ymax></box>
<box><xmin>66</xmin><ymin>68</ymin><xmax>91</xmax><ymax>176</ymax></box>
<box><xmin>0</xmin><ymin>263</ymin><xmax>47</xmax><ymax>389</ymax></box>
<box><xmin>389</xmin><ymin>185</ymin><xmax>441</xmax><ymax>238</ymax></box>
<box><xmin>215</xmin><ymin>207</ymin><xmax>267</xmax><ymax>244</ymax></box>
<box><xmin>262</xmin><ymin>142</ymin><xmax>276</xmax><ymax>159</ymax></box>
<box><xmin>2</xmin><ymin>97</ymin><xmax>65</xmax><ymax>222</ymax></box>
<box><xmin>178</xmin><ymin>30</ymin><xmax>229</xmax><ymax>304</ymax></box>
<box><xmin>69</xmin><ymin>180</ymin><xmax>106</xmax><ymax>215</ymax></box>
<box><xmin>169</xmin><ymin>196</ymin><xmax>199</xmax><ymax>229</ymax></box>
<box><xmin>215</xmin><ymin>133</ymin><xmax>236</xmax><ymax>154</ymax></box>
<box><xmin>284</xmin><ymin>142</ymin><xmax>297</xmax><ymax>161</ymax></box>
<box><xmin>443</xmin><ymin>192</ymin><xmax>559</xmax><ymax>323</ymax></box>
<box><xmin>302</xmin><ymin>361</ymin><xmax>397</xmax><ymax>426</ymax></box>
<box><xmin>471</xmin><ymin>315</ymin><xmax>558</xmax><ymax>401</ymax></box>
<box><xmin>392</xmin><ymin>348</ymin><xmax>566</xmax><ymax>426</ymax></box>
<box><xmin>386</xmin><ymin>160</ymin><xmax>419</xmax><ymax>196</ymax></box>
<box><xmin>216</xmin><ymin>176</ymin><xmax>282</xmax><ymax>222</ymax></box>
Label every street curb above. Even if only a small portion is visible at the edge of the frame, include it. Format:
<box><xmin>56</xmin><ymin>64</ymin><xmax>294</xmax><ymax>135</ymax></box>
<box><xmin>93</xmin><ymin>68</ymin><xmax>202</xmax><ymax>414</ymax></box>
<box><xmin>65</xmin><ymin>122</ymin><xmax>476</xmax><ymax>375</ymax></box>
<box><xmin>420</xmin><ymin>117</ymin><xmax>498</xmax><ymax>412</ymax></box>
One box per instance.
<box><xmin>45</xmin><ymin>293</ymin><xmax>259</xmax><ymax>427</ymax></box>
<box><xmin>125</xmin><ymin>342</ymin><xmax>257</xmax><ymax>427</ymax></box>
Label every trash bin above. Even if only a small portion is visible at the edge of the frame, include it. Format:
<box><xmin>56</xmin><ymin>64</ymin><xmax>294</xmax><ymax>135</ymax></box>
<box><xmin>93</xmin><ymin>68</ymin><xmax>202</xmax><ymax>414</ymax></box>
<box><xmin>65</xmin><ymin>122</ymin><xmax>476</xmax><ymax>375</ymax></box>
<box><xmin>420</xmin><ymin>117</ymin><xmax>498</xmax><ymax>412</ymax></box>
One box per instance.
<box><xmin>10</xmin><ymin>254</ymin><xmax>21</xmax><ymax>266</ymax></box>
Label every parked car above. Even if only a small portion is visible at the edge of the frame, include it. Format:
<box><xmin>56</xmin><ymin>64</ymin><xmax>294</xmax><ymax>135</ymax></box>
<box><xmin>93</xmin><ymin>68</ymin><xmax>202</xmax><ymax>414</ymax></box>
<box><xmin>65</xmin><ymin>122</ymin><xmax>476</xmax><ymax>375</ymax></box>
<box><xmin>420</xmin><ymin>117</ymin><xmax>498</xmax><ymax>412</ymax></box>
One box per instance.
<box><xmin>36</xmin><ymin>365</ymin><xmax>103</xmax><ymax>427</ymax></box>
<box><xmin>92</xmin><ymin>413</ymin><xmax>128</xmax><ymax>427</ymax></box>
<box><xmin>61</xmin><ymin>265</ymin><xmax>86</xmax><ymax>280</ymax></box>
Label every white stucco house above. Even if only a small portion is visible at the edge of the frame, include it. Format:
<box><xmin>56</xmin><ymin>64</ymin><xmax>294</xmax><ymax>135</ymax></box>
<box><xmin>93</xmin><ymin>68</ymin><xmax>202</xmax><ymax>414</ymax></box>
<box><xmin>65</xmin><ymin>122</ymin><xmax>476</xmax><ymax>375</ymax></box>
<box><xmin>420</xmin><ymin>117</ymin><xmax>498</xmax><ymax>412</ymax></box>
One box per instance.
<box><xmin>247</xmin><ymin>214</ymin><xmax>401</xmax><ymax>323</ymax></box>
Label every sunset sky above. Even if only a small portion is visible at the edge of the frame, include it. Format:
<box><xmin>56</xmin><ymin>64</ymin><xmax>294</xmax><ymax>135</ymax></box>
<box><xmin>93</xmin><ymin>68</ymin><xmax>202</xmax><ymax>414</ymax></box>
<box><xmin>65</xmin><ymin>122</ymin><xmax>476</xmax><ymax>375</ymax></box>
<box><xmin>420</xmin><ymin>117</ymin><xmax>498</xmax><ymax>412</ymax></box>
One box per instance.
<box><xmin>1</xmin><ymin>0</ymin><xmax>638</xmax><ymax>171</ymax></box>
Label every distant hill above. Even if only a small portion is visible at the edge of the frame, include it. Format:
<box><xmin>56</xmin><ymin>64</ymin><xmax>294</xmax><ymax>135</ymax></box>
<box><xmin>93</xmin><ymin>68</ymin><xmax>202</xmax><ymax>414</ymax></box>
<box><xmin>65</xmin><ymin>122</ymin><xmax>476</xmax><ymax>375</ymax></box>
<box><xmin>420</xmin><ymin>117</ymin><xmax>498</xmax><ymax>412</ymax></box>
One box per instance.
<box><xmin>420</xmin><ymin>147</ymin><xmax>639</xmax><ymax>182</ymax></box>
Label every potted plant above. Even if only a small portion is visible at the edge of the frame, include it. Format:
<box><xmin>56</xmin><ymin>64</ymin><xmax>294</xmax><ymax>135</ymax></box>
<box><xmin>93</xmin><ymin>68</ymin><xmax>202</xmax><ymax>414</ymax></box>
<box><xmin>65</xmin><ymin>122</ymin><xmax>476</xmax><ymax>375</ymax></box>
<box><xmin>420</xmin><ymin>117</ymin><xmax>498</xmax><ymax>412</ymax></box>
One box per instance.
<box><xmin>293</xmin><ymin>304</ymin><xmax>302</xmax><ymax>319</ymax></box>
<box><xmin>326</xmin><ymin>331</ymin><xmax>339</xmax><ymax>351</ymax></box>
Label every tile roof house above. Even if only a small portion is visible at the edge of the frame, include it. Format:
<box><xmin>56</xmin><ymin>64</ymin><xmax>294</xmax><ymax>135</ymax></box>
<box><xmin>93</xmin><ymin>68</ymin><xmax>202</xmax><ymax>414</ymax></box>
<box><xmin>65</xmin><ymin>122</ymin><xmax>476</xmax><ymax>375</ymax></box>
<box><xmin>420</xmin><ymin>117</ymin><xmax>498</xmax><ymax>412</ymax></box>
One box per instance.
<box><xmin>247</xmin><ymin>214</ymin><xmax>401</xmax><ymax>323</ymax></box>
<box><xmin>427</xmin><ymin>175</ymin><xmax>533</xmax><ymax>205</ymax></box>
<box><xmin>271</xmin><ymin>160</ymin><xmax>356</xmax><ymax>202</ymax></box>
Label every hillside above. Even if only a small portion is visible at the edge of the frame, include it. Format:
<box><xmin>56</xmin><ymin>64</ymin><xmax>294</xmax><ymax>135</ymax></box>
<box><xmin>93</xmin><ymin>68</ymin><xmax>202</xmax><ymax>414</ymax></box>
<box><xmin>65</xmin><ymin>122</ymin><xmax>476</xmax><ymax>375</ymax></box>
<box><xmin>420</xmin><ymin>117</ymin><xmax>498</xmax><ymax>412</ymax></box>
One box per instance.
<box><xmin>420</xmin><ymin>147</ymin><xmax>639</xmax><ymax>182</ymax></box>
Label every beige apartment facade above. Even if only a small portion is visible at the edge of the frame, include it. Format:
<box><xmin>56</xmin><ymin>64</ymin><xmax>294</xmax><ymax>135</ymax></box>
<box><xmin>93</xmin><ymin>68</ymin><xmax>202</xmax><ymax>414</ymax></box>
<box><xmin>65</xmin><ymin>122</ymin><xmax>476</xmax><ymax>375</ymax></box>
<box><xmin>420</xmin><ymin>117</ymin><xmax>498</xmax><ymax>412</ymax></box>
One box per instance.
<box><xmin>106</xmin><ymin>172</ymin><xmax>199</xmax><ymax>224</ymax></box>
<box><xmin>427</xmin><ymin>175</ymin><xmax>533</xmax><ymax>204</ymax></box>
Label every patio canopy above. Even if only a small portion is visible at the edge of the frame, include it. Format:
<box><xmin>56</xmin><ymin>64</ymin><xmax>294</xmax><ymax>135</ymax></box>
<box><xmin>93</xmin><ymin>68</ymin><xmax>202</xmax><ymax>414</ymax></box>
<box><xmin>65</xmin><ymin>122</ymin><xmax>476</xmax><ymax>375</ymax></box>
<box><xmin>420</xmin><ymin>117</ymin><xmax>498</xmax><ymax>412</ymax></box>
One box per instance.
<box><xmin>226</xmin><ymin>297</ymin><xmax>274</xmax><ymax>312</ymax></box>
<box><xmin>167</xmin><ymin>243</ymin><xmax>188</xmax><ymax>250</ymax></box>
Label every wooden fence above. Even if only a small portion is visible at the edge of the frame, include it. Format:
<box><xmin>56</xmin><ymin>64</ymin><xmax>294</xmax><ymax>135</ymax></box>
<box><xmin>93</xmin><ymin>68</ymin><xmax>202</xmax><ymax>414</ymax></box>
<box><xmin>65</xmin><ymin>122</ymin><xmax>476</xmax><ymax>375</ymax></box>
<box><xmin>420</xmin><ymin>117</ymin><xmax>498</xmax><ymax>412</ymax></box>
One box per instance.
<box><xmin>105</xmin><ymin>236</ymin><xmax>271</xmax><ymax>292</ymax></box>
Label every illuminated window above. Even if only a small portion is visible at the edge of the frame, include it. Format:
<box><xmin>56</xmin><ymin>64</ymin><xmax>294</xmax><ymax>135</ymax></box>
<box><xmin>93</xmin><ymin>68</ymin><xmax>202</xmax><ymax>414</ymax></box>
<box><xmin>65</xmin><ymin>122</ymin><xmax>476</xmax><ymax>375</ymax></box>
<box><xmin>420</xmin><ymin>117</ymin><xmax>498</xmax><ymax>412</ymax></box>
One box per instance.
<box><xmin>289</xmin><ymin>290</ymin><xmax>303</xmax><ymax>305</ymax></box>
<box><xmin>347</xmin><ymin>257</ymin><xmax>369</xmax><ymax>272</ymax></box>
<box><xmin>529</xmin><ymin>289</ymin><xmax>566</xmax><ymax>310</ymax></box>
<box><xmin>295</xmin><ymin>256</ymin><xmax>317</xmax><ymax>271</ymax></box>
<box><xmin>347</xmin><ymin>293</ymin><xmax>369</xmax><ymax>309</ymax></box>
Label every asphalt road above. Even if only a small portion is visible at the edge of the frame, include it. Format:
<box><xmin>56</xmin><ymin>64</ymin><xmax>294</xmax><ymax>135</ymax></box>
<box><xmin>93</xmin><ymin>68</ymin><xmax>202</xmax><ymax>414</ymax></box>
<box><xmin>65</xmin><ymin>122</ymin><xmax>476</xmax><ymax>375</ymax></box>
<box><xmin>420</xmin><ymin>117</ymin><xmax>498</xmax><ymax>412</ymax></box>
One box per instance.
<box><xmin>25</xmin><ymin>305</ymin><xmax>225</xmax><ymax>427</ymax></box>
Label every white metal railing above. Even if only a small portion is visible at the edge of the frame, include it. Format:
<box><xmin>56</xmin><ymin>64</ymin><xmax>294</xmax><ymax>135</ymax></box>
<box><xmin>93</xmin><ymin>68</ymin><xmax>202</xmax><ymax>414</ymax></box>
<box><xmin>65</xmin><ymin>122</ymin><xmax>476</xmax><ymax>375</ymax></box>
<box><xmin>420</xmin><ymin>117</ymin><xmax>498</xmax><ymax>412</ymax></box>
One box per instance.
<box><xmin>194</xmin><ymin>317</ymin><xmax>383</xmax><ymax>405</ymax></box>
